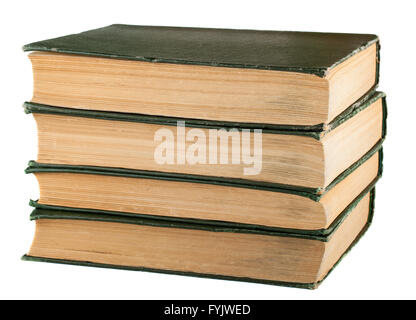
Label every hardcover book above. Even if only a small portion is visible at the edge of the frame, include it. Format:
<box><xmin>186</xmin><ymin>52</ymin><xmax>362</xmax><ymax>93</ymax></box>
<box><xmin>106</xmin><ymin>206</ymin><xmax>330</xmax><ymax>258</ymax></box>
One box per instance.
<box><xmin>24</xmin><ymin>25</ymin><xmax>379</xmax><ymax>127</ymax></box>
<box><xmin>25</xmin><ymin>91</ymin><xmax>386</xmax><ymax>189</ymax></box>
<box><xmin>26</xmin><ymin>142</ymin><xmax>382</xmax><ymax>231</ymax></box>
<box><xmin>23</xmin><ymin>187</ymin><xmax>376</xmax><ymax>289</ymax></box>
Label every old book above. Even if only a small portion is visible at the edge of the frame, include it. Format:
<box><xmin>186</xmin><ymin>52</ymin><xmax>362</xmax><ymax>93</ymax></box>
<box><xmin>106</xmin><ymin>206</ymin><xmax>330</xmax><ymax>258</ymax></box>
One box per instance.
<box><xmin>24</xmin><ymin>24</ymin><xmax>379</xmax><ymax>127</ymax></box>
<box><xmin>26</xmin><ymin>140</ymin><xmax>381</xmax><ymax>231</ymax></box>
<box><xmin>23</xmin><ymin>187</ymin><xmax>376</xmax><ymax>289</ymax></box>
<box><xmin>25</xmin><ymin>91</ymin><xmax>386</xmax><ymax>189</ymax></box>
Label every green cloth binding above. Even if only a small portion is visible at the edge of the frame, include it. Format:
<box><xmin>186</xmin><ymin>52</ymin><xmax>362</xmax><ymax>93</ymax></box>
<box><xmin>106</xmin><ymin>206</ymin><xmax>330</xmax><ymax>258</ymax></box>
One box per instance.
<box><xmin>22</xmin><ymin>24</ymin><xmax>379</xmax><ymax>78</ymax></box>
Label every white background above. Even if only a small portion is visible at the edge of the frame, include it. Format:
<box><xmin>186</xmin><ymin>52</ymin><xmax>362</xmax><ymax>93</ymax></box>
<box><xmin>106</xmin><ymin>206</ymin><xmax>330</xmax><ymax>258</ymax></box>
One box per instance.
<box><xmin>1</xmin><ymin>0</ymin><xmax>415</xmax><ymax>300</ymax></box>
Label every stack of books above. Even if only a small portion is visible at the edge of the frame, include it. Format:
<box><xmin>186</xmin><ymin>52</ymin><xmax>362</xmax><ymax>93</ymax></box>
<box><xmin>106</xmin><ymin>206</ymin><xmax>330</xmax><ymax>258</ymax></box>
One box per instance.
<box><xmin>22</xmin><ymin>25</ymin><xmax>386</xmax><ymax>289</ymax></box>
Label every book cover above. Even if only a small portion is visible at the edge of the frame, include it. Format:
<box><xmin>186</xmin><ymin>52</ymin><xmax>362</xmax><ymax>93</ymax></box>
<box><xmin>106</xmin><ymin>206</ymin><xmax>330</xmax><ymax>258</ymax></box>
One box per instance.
<box><xmin>23</xmin><ymin>24</ymin><xmax>379</xmax><ymax>78</ymax></box>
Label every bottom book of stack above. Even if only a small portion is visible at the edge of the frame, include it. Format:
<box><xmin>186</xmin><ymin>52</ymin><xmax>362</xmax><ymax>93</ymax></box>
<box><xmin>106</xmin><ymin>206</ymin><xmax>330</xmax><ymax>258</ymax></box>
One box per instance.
<box><xmin>23</xmin><ymin>178</ymin><xmax>378</xmax><ymax>289</ymax></box>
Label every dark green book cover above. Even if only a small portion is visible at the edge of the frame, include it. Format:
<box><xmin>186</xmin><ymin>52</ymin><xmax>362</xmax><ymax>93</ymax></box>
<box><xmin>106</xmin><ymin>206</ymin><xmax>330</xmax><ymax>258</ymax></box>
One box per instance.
<box><xmin>23</xmin><ymin>24</ymin><xmax>378</xmax><ymax>78</ymax></box>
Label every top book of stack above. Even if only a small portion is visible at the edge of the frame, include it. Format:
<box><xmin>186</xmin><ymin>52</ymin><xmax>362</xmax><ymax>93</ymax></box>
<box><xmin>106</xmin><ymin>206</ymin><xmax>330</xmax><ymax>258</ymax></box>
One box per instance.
<box><xmin>24</xmin><ymin>24</ymin><xmax>379</xmax><ymax>128</ymax></box>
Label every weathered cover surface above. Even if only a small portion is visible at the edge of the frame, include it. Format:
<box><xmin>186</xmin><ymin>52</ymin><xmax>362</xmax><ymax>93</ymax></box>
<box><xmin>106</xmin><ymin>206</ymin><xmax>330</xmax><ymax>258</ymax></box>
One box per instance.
<box><xmin>23</xmin><ymin>187</ymin><xmax>376</xmax><ymax>289</ymax></box>
<box><xmin>23</xmin><ymin>24</ymin><xmax>378</xmax><ymax>77</ymax></box>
